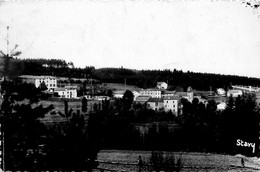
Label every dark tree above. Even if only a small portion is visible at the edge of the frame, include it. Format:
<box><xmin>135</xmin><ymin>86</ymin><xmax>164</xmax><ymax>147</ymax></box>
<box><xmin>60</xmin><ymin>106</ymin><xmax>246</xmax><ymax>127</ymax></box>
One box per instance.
<box><xmin>82</xmin><ymin>97</ymin><xmax>88</xmax><ymax>113</ymax></box>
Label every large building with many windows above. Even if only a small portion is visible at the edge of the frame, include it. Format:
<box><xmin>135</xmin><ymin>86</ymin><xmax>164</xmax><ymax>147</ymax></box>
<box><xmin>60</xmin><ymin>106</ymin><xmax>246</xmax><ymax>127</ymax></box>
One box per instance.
<box><xmin>19</xmin><ymin>75</ymin><xmax>57</xmax><ymax>90</ymax></box>
<box><xmin>140</xmin><ymin>89</ymin><xmax>162</xmax><ymax>98</ymax></box>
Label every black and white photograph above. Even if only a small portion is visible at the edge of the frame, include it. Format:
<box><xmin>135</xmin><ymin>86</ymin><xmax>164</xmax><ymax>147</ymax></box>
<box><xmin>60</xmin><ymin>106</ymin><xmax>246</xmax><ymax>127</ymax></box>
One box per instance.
<box><xmin>0</xmin><ymin>0</ymin><xmax>260</xmax><ymax>171</ymax></box>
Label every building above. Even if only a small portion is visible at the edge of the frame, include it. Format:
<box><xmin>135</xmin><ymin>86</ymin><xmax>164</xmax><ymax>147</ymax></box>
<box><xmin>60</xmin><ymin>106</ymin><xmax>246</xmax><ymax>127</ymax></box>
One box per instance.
<box><xmin>135</xmin><ymin>95</ymin><xmax>151</xmax><ymax>104</ymax></box>
<box><xmin>157</xmin><ymin>82</ymin><xmax>168</xmax><ymax>89</ymax></box>
<box><xmin>232</xmin><ymin>85</ymin><xmax>260</xmax><ymax>93</ymax></box>
<box><xmin>54</xmin><ymin>87</ymin><xmax>77</xmax><ymax>98</ymax></box>
<box><xmin>147</xmin><ymin>98</ymin><xmax>164</xmax><ymax>111</ymax></box>
<box><xmin>19</xmin><ymin>75</ymin><xmax>57</xmax><ymax>90</ymax></box>
<box><xmin>113</xmin><ymin>90</ymin><xmax>125</xmax><ymax>99</ymax></box>
<box><xmin>163</xmin><ymin>96</ymin><xmax>179</xmax><ymax>115</ymax></box>
<box><xmin>162</xmin><ymin>90</ymin><xmax>175</xmax><ymax>98</ymax></box>
<box><xmin>227</xmin><ymin>90</ymin><xmax>243</xmax><ymax>98</ymax></box>
<box><xmin>140</xmin><ymin>89</ymin><xmax>162</xmax><ymax>98</ymax></box>
<box><xmin>217</xmin><ymin>102</ymin><xmax>227</xmax><ymax>111</ymax></box>
<box><xmin>217</xmin><ymin>88</ymin><xmax>226</xmax><ymax>96</ymax></box>
<box><xmin>175</xmin><ymin>91</ymin><xmax>194</xmax><ymax>102</ymax></box>
<box><xmin>132</xmin><ymin>91</ymin><xmax>141</xmax><ymax>100</ymax></box>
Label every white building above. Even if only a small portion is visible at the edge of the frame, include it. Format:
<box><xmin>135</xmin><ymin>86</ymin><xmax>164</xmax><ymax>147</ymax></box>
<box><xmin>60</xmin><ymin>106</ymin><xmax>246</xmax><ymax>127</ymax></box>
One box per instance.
<box><xmin>19</xmin><ymin>75</ymin><xmax>57</xmax><ymax>90</ymax></box>
<box><xmin>157</xmin><ymin>82</ymin><xmax>168</xmax><ymax>89</ymax></box>
<box><xmin>162</xmin><ymin>90</ymin><xmax>175</xmax><ymax>98</ymax></box>
<box><xmin>140</xmin><ymin>89</ymin><xmax>162</xmax><ymax>98</ymax></box>
<box><xmin>227</xmin><ymin>90</ymin><xmax>243</xmax><ymax>98</ymax></box>
<box><xmin>132</xmin><ymin>91</ymin><xmax>141</xmax><ymax>100</ymax></box>
<box><xmin>113</xmin><ymin>90</ymin><xmax>125</xmax><ymax>99</ymax></box>
<box><xmin>217</xmin><ymin>88</ymin><xmax>226</xmax><ymax>96</ymax></box>
<box><xmin>163</xmin><ymin>96</ymin><xmax>179</xmax><ymax>115</ymax></box>
<box><xmin>54</xmin><ymin>87</ymin><xmax>77</xmax><ymax>98</ymax></box>
<box><xmin>217</xmin><ymin>102</ymin><xmax>227</xmax><ymax>111</ymax></box>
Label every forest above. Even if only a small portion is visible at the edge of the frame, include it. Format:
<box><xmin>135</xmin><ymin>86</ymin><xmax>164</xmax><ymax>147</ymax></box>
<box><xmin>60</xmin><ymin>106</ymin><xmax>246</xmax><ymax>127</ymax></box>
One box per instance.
<box><xmin>2</xmin><ymin>57</ymin><xmax>260</xmax><ymax>90</ymax></box>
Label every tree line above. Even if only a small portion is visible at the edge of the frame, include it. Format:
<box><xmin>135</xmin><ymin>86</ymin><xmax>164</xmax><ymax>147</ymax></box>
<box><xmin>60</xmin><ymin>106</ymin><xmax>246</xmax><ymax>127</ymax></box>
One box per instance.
<box><xmin>2</xmin><ymin>57</ymin><xmax>260</xmax><ymax>90</ymax></box>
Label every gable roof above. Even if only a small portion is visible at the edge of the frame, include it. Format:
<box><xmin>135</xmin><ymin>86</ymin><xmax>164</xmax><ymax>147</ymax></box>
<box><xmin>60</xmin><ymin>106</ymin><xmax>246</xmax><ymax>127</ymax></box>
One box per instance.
<box><xmin>135</xmin><ymin>95</ymin><xmax>151</xmax><ymax>102</ymax></box>
<box><xmin>147</xmin><ymin>98</ymin><xmax>163</xmax><ymax>103</ymax></box>
<box><xmin>163</xmin><ymin>96</ymin><xmax>179</xmax><ymax>100</ymax></box>
<box><xmin>175</xmin><ymin>92</ymin><xmax>188</xmax><ymax>97</ymax></box>
<box><xmin>157</xmin><ymin>82</ymin><xmax>167</xmax><ymax>85</ymax></box>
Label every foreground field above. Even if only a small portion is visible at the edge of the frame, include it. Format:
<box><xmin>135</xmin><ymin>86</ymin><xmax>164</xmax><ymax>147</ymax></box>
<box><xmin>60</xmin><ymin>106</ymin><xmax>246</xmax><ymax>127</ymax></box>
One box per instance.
<box><xmin>97</xmin><ymin>150</ymin><xmax>260</xmax><ymax>172</ymax></box>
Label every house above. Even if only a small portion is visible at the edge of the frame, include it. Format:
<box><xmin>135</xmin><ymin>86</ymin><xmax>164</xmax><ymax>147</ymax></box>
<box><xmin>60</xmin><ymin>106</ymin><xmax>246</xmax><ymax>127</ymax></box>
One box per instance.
<box><xmin>147</xmin><ymin>98</ymin><xmax>164</xmax><ymax>111</ymax></box>
<box><xmin>94</xmin><ymin>96</ymin><xmax>110</xmax><ymax>101</ymax></box>
<box><xmin>54</xmin><ymin>87</ymin><xmax>77</xmax><ymax>98</ymax></box>
<box><xmin>175</xmin><ymin>91</ymin><xmax>194</xmax><ymax>102</ymax></box>
<box><xmin>140</xmin><ymin>89</ymin><xmax>162</xmax><ymax>98</ymax></box>
<box><xmin>163</xmin><ymin>96</ymin><xmax>180</xmax><ymax>115</ymax></box>
<box><xmin>217</xmin><ymin>102</ymin><xmax>227</xmax><ymax>111</ymax></box>
<box><xmin>217</xmin><ymin>88</ymin><xmax>226</xmax><ymax>96</ymax></box>
<box><xmin>162</xmin><ymin>90</ymin><xmax>175</xmax><ymax>98</ymax></box>
<box><xmin>19</xmin><ymin>75</ymin><xmax>57</xmax><ymax>90</ymax></box>
<box><xmin>227</xmin><ymin>90</ymin><xmax>243</xmax><ymax>98</ymax></box>
<box><xmin>113</xmin><ymin>90</ymin><xmax>125</xmax><ymax>99</ymax></box>
<box><xmin>132</xmin><ymin>91</ymin><xmax>141</xmax><ymax>100</ymax></box>
<box><xmin>157</xmin><ymin>82</ymin><xmax>168</xmax><ymax>89</ymax></box>
<box><xmin>135</xmin><ymin>95</ymin><xmax>151</xmax><ymax>105</ymax></box>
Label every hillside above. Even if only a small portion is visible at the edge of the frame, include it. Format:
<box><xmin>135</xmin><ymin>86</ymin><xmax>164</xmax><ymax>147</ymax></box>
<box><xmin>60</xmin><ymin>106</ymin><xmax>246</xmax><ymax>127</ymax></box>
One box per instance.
<box><xmin>4</xmin><ymin>58</ymin><xmax>260</xmax><ymax>90</ymax></box>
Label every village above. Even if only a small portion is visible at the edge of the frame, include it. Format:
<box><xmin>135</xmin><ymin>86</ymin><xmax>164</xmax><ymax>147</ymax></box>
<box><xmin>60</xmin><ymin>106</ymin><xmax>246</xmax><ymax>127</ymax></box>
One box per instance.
<box><xmin>18</xmin><ymin>74</ymin><xmax>260</xmax><ymax>116</ymax></box>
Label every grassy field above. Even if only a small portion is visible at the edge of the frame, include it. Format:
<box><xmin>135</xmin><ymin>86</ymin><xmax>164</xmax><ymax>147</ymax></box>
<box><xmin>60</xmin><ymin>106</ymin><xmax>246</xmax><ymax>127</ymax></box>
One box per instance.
<box><xmin>36</xmin><ymin>99</ymin><xmax>101</xmax><ymax>124</ymax></box>
<box><xmin>97</xmin><ymin>150</ymin><xmax>260</xmax><ymax>172</ymax></box>
<box><xmin>103</xmin><ymin>83</ymin><xmax>142</xmax><ymax>91</ymax></box>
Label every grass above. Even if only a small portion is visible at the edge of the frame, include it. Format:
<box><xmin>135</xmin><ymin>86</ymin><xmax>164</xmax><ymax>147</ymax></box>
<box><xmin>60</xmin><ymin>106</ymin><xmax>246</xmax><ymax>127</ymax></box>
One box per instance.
<box><xmin>103</xmin><ymin>83</ymin><xmax>142</xmax><ymax>91</ymax></box>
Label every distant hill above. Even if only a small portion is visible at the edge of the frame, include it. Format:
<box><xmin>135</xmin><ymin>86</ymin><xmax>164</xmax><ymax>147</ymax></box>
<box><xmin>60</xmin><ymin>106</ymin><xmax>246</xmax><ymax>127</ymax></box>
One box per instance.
<box><xmin>6</xmin><ymin>58</ymin><xmax>260</xmax><ymax>91</ymax></box>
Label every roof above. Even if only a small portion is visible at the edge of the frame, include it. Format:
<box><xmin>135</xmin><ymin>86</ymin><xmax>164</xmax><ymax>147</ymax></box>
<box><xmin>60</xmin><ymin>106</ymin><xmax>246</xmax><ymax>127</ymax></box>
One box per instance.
<box><xmin>54</xmin><ymin>87</ymin><xmax>76</xmax><ymax>92</ymax></box>
<box><xmin>19</xmin><ymin>75</ymin><xmax>56</xmax><ymax>79</ymax></box>
<box><xmin>140</xmin><ymin>89</ymin><xmax>162</xmax><ymax>92</ymax></box>
<box><xmin>114</xmin><ymin>90</ymin><xmax>126</xmax><ymax>94</ymax></box>
<box><xmin>157</xmin><ymin>82</ymin><xmax>167</xmax><ymax>85</ymax></box>
<box><xmin>135</xmin><ymin>95</ymin><xmax>151</xmax><ymax>102</ymax></box>
<box><xmin>162</xmin><ymin>90</ymin><xmax>175</xmax><ymax>94</ymax></box>
<box><xmin>228</xmin><ymin>90</ymin><xmax>243</xmax><ymax>94</ymax></box>
<box><xmin>175</xmin><ymin>92</ymin><xmax>188</xmax><ymax>97</ymax></box>
<box><xmin>54</xmin><ymin>88</ymin><xmax>66</xmax><ymax>92</ymax></box>
<box><xmin>163</xmin><ymin>96</ymin><xmax>179</xmax><ymax>100</ymax></box>
<box><xmin>147</xmin><ymin>98</ymin><xmax>163</xmax><ymax>102</ymax></box>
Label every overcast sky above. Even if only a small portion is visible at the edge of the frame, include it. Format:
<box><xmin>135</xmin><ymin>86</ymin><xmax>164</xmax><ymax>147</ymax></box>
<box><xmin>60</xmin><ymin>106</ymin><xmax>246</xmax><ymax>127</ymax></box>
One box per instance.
<box><xmin>0</xmin><ymin>0</ymin><xmax>260</xmax><ymax>78</ymax></box>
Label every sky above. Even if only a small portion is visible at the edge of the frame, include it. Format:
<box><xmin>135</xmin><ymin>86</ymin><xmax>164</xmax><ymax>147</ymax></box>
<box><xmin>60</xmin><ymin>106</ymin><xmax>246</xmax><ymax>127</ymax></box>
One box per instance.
<box><xmin>0</xmin><ymin>0</ymin><xmax>260</xmax><ymax>78</ymax></box>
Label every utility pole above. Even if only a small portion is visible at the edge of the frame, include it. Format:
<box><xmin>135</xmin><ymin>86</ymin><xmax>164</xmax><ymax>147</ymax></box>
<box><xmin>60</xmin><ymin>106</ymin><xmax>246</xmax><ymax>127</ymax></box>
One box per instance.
<box><xmin>6</xmin><ymin>26</ymin><xmax>9</xmax><ymax>57</ymax></box>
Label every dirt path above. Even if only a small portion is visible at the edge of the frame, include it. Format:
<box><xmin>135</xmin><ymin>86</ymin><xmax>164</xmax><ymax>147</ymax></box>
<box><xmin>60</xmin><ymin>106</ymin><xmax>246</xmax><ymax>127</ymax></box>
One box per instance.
<box><xmin>97</xmin><ymin>150</ymin><xmax>260</xmax><ymax>172</ymax></box>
